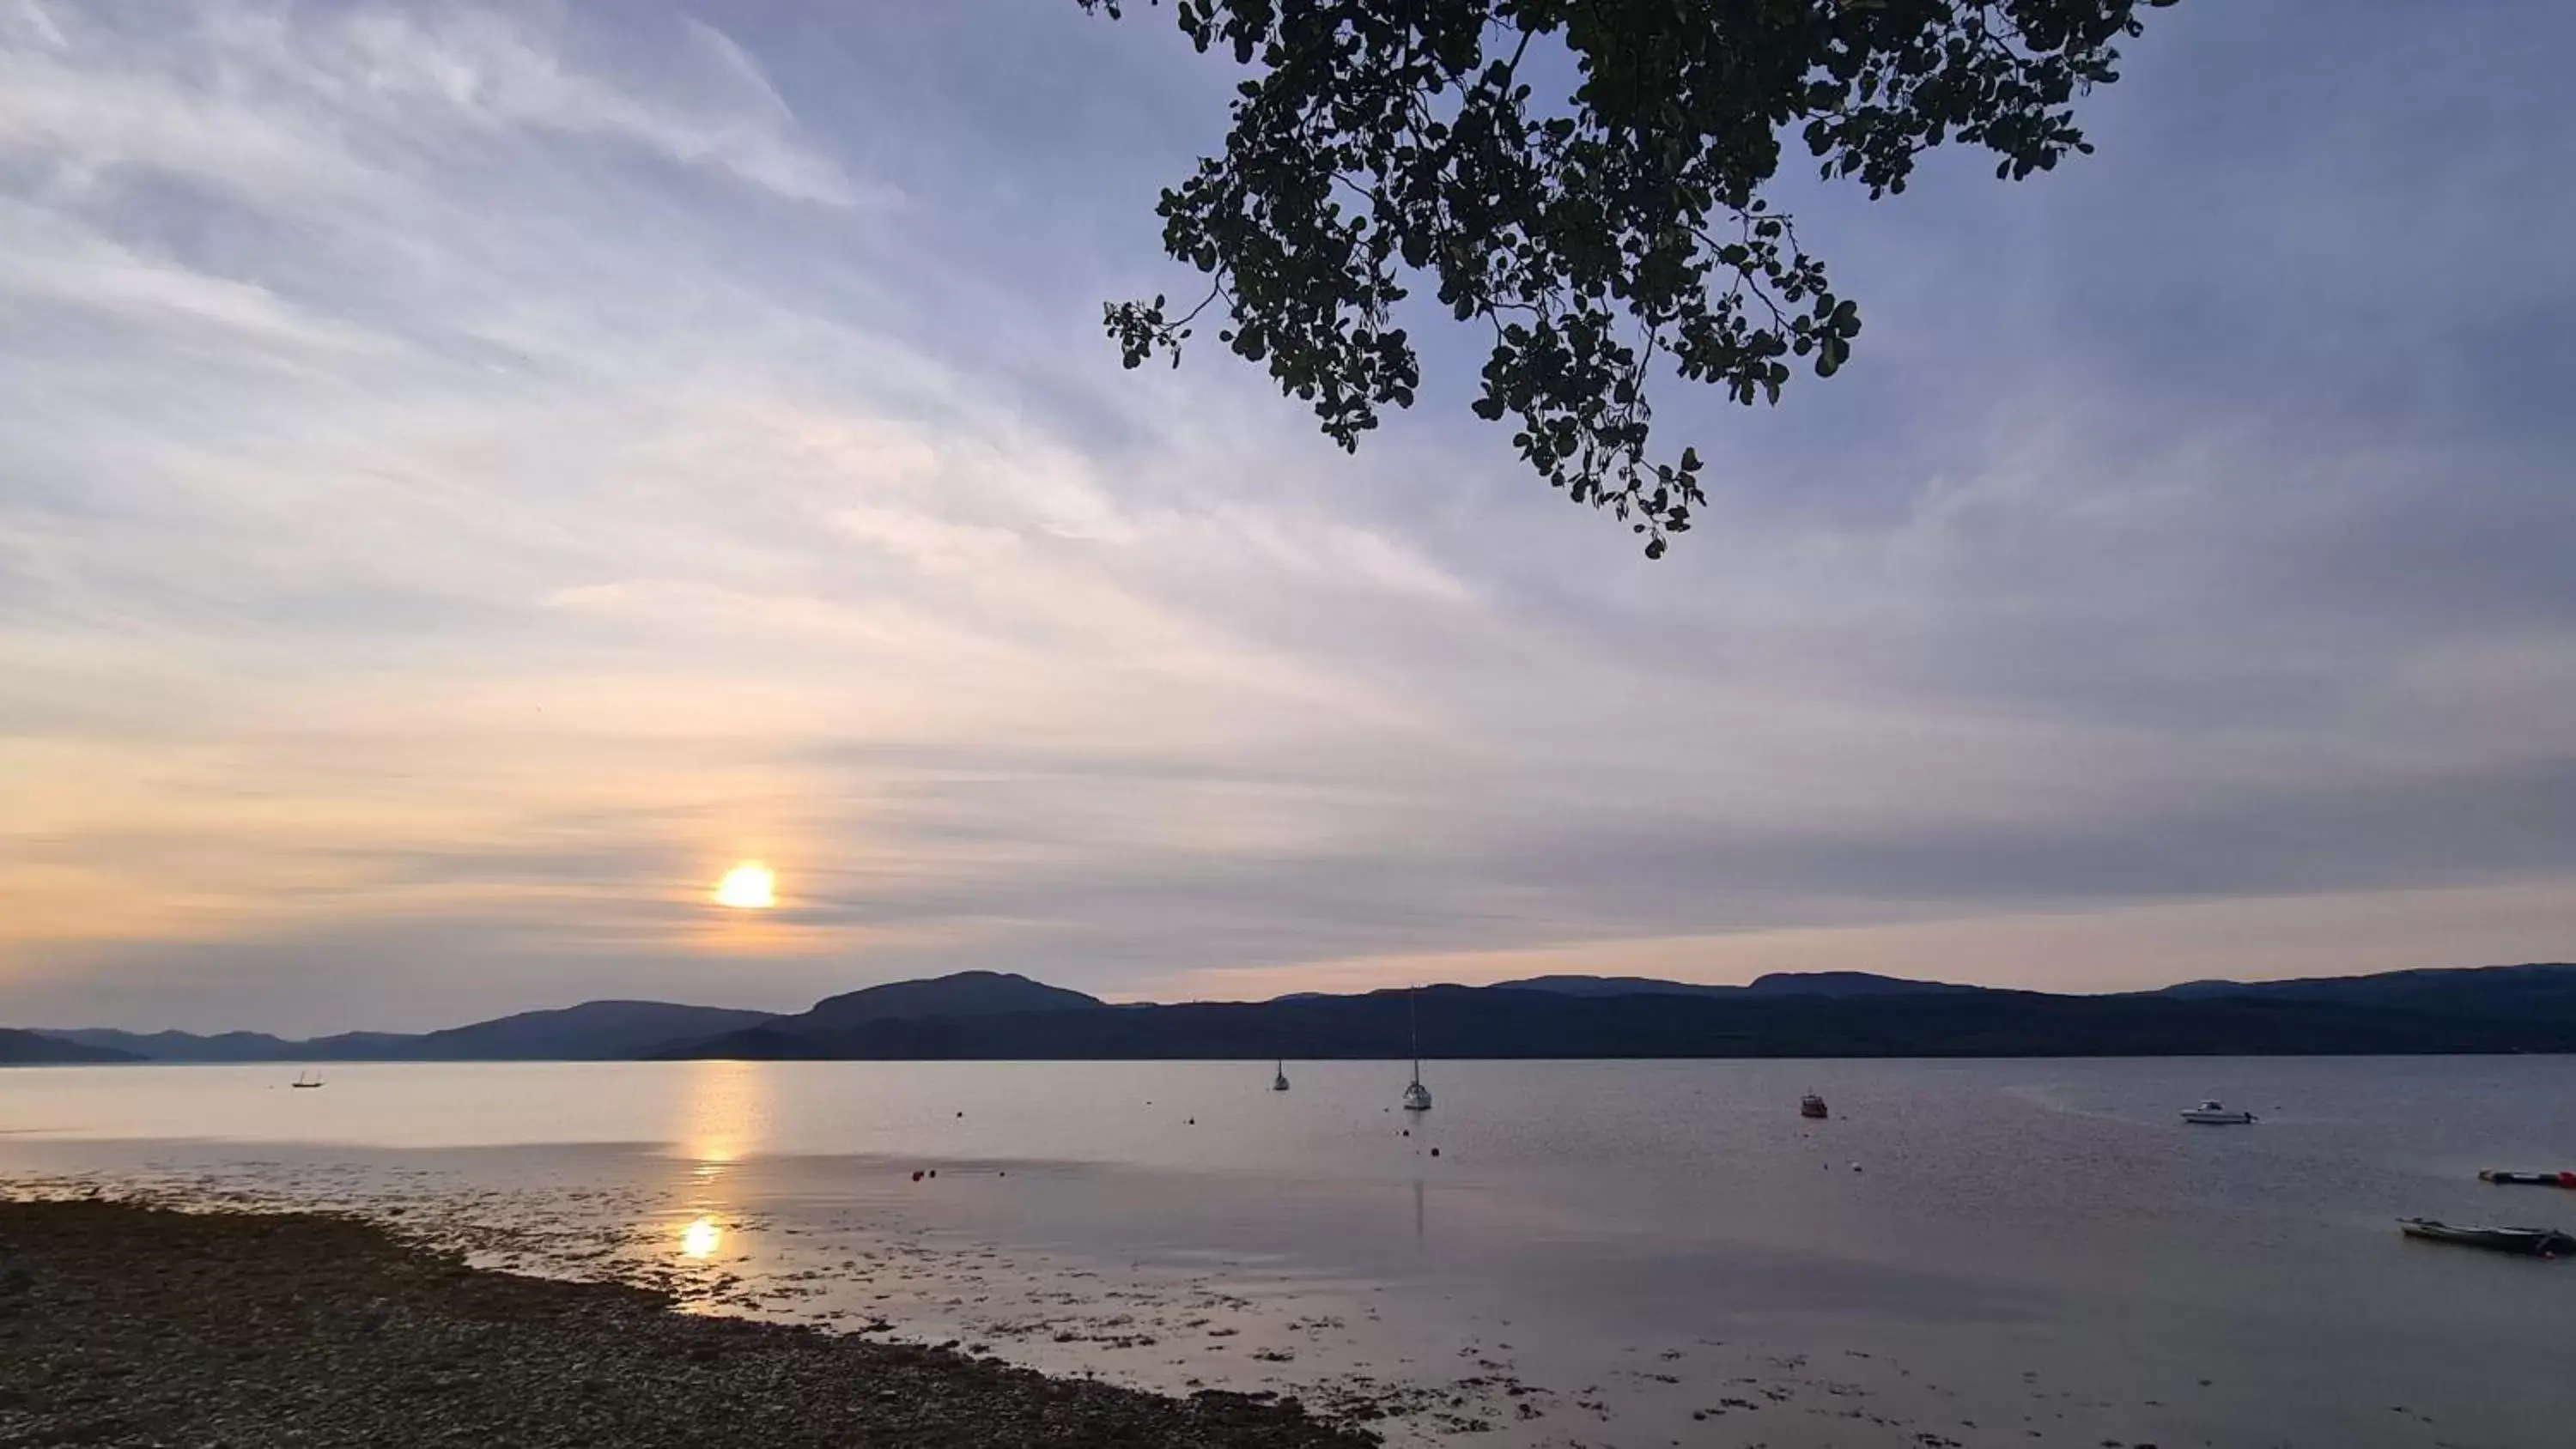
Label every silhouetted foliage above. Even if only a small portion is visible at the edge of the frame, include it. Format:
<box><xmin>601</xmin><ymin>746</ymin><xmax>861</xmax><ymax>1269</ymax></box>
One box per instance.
<box><xmin>1084</xmin><ymin>1</ymin><xmax>2175</xmax><ymax>554</ymax></box>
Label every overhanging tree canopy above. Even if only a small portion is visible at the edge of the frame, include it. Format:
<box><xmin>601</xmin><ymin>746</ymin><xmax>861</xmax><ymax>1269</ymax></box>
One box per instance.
<box><xmin>1084</xmin><ymin>0</ymin><xmax>2174</xmax><ymax>554</ymax></box>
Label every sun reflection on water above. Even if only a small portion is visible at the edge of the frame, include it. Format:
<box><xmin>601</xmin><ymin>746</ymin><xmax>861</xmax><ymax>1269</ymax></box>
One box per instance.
<box><xmin>661</xmin><ymin>1060</ymin><xmax>769</xmax><ymax>1270</ymax></box>
<box><xmin>676</xmin><ymin>1058</ymin><xmax>769</xmax><ymax>1167</ymax></box>
<box><xmin>678</xmin><ymin>1215</ymin><xmax>722</xmax><ymax>1259</ymax></box>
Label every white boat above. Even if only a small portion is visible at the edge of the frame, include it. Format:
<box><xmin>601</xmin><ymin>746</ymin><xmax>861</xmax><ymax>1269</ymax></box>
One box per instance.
<box><xmin>1272</xmin><ymin>1057</ymin><xmax>1291</xmax><ymax>1092</ymax></box>
<box><xmin>290</xmin><ymin>1070</ymin><xmax>324</xmax><ymax>1089</ymax></box>
<box><xmin>2181</xmin><ymin>1100</ymin><xmax>2255</xmax><ymax>1125</ymax></box>
<box><xmin>1401</xmin><ymin>986</ymin><xmax>1431</xmax><ymax>1112</ymax></box>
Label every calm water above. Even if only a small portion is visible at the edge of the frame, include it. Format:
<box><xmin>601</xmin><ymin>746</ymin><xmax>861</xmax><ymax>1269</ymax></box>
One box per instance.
<box><xmin>5</xmin><ymin>1056</ymin><xmax>2572</xmax><ymax>1447</ymax></box>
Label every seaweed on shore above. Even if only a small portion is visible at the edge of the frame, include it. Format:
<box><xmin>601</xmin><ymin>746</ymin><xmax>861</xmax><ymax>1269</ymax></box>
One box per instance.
<box><xmin>0</xmin><ymin>1199</ymin><xmax>1376</xmax><ymax>1449</ymax></box>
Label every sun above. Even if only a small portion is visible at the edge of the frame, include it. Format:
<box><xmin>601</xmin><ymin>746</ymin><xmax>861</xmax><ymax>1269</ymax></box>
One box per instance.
<box><xmin>713</xmin><ymin>862</ymin><xmax>776</xmax><ymax>909</ymax></box>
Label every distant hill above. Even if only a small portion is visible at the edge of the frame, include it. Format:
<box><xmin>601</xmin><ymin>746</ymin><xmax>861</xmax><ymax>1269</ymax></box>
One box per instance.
<box><xmin>1745</xmin><ymin>971</ymin><xmax>1982</xmax><ymax>998</ymax></box>
<box><xmin>394</xmin><ymin>1001</ymin><xmax>777</xmax><ymax>1060</ymax></box>
<box><xmin>669</xmin><ymin>965</ymin><xmax>2576</xmax><ymax>1061</ymax></box>
<box><xmin>26</xmin><ymin>963</ymin><xmax>2576</xmax><ymax>1064</ymax></box>
<box><xmin>0</xmin><ymin>1028</ymin><xmax>138</xmax><ymax>1065</ymax></box>
<box><xmin>33</xmin><ymin>1002</ymin><xmax>774</xmax><ymax>1063</ymax></box>
<box><xmin>1498</xmin><ymin>975</ymin><xmax>1742</xmax><ymax>997</ymax></box>
<box><xmin>39</xmin><ymin>1028</ymin><xmax>304</xmax><ymax>1063</ymax></box>
<box><xmin>298</xmin><ymin>1031</ymin><xmax>435</xmax><ymax>1060</ymax></box>
<box><xmin>1498</xmin><ymin>972</ymin><xmax>1975</xmax><ymax>999</ymax></box>
<box><xmin>2147</xmin><ymin>962</ymin><xmax>2576</xmax><ymax>1019</ymax></box>
<box><xmin>673</xmin><ymin>972</ymin><xmax>1103</xmax><ymax>1058</ymax></box>
<box><xmin>806</xmin><ymin>971</ymin><xmax>1103</xmax><ymax>1026</ymax></box>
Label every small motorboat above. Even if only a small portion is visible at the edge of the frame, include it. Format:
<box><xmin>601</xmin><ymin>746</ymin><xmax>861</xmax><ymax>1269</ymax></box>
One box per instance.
<box><xmin>1800</xmin><ymin>1093</ymin><xmax>1829</xmax><ymax>1119</ymax></box>
<box><xmin>2398</xmin><ymin>1218</ymin><xmax>2576</xmax><ymax>1258</ymax></box>
<box><xmin>2480</xmin><ymin>1169</ymin><xmax>2576</xmax><ymax>1189</ymax></box>
<box><xmin>2180</xmin><ymin>1100</ymin><xmax>2255</xmax><ymax>1125</ymax></box>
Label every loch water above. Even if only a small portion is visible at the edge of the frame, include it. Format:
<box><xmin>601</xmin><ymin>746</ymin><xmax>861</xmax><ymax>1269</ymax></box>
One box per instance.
<box><xmin>6</xmin><ymin>1055</ymin><xmax>2572</xmax><ymax>1447</ymax></box>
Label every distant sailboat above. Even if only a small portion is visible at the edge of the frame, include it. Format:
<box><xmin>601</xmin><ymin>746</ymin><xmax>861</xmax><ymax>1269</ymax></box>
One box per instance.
<box><xmin>291</xmin><ymin>1070</ymin><xmax>324</xmax><ymax>1089</ymax></box>
<box><xmin>1272</xmin><ymin>1056</ymin><xmax>1291</xmax><ymax>1092</ymax></box>
<box><xmin>1401</xmin><ymin>985</ymin><xmax>1432</xmax><ymax>1112</ymax></box>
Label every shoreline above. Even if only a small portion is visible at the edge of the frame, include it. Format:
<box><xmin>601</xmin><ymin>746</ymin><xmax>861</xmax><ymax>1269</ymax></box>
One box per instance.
<box><xmin>0</xmin><ymin>1198</ymin><xmax>1376</xmax><ymax>1448</ymax></box>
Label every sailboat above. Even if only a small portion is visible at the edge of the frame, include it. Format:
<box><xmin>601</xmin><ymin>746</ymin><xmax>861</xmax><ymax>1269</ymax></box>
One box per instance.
<box><xmin>1401</xmin><ymin>985</ymin><xmax>1432</xmax><ymax>1112</ymax></box>
<box><xmin>1272</xmin><ymin>1056</ymin><xmax>1291</xmax><ymax>1092</ymax></box>
<box><xmin>290</xmin><ymin>1070</ymin><xmax>324</xmax><ymax>1089</ymax></box>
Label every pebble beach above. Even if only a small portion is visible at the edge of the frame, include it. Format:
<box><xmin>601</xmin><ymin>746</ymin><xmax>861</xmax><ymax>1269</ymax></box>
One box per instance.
<box><xmin>0</xmin><ymin>1198</ymin><xmax>1374</xmax><ymax>1449</ymax></box>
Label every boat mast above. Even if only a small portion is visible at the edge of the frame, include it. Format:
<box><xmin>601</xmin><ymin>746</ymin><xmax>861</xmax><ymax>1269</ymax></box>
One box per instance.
<box><xmin>1409</xmin><ymin>985</ymin><xmax>1420</xmax><ymax>1085</ymax></box>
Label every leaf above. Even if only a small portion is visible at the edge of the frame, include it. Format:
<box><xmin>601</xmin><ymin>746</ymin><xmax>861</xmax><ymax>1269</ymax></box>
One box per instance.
<box><xmin>1088</xmin><ymin>0</ymin><xmax>2163</xmax><ymax>553</ymax></box>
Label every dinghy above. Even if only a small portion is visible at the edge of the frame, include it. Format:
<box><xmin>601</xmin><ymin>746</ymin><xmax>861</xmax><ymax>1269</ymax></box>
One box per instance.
<box><xmin>2397</xmin><ymin>1218</ymin><xmax>2575</xmax><ymax>1258</ymax></box>
<box><xmin>2479</xmin><ymin>1169</ymin><xmax>2576</xmax><ymax>1189</ymax></box>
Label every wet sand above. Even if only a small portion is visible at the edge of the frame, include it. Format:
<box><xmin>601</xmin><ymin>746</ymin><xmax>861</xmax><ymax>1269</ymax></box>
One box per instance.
<box><xmin>0</xmin><ymin>1160</ymin><xmax>2230</xmax><ymax>1449</ymax></box>
<box><xmin>0</xmin><ymin>1198</ymin><xmax>1372</xmax><ymax>1449</ymax></box>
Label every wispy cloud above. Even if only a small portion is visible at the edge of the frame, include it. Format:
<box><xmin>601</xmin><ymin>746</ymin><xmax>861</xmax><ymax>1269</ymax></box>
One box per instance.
<box><xmin>0</xmin><ymin>1</ymin><xmax>867</xmax><ymax>207</ymax></box>
<box><xmin>3</xmin><ymin>0</ymin><xmax>2573</xmax><ymax>1032</ymax></box>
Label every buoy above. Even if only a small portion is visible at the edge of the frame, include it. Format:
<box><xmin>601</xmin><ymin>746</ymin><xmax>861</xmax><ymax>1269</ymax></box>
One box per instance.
<box><xmin>911</xmin><ymin>1170</ymin><xmax>923</xmax><ymax>1182</ymax></box>
<box><xmin>1850</xmin><ymin>1162</ymin><xmax>1863</xmax><ymax>1173</ymax></box>
<box><xmin>1430</xmin><ymin>1147</ymin><xmax>1441</xmax><ymax>1157</ymax></box>
<box><xmin>956</xmin><ymin>1110</ymin><xmax>964</xmax><ymax>1118</ymax></box>
<box><xmin>928</xmin><ymin>1168</ymin><xmax>938</xmax><ymax>1179</ymax></box>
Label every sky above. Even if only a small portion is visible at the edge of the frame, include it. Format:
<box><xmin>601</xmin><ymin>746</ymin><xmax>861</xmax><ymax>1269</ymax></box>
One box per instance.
<box><xmin>3</xmin><ymin>0</ymin><xmax>2573</xmax><ymax>1034</ymax></box>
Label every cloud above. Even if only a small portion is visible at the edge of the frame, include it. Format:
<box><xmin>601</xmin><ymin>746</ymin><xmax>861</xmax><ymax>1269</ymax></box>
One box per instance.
<box><xmin>3</xmin><ymin>0</ymin><xmax>2573</xmax><ymax>1030</ymax></box>
<box><xmin>1126</xmin><ymin>882</ymin><xmax>2576</xmax><ymax>1005</ymax></box>
<box><xmin>0</xmin><ymin>206</ymin><xmax>393</xmax><ymax>358</ymax></box>
<box><xmin>0</xmin><ymin>1</ymin><xmax>866</xmax><ymax>208</ymax></box>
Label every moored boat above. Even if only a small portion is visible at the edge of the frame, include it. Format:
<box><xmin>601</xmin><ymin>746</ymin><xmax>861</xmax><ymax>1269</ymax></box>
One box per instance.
<box><xmin>1800</xmin><ymin>1093</ymin><xmax>1829</xmax><ymax>1119</ymax></box>
<box><xmin>1400</xmin><ymin>985</ymin><xmax>1431</xmax><ymax>1112</ymax></box>
<box><xmin>2397</xmin><ymin>1218</ymin><xmax>2575</xmax><ymax>1258</ymax></box>
<box><xmin>2180</xmin><ymin>1100</ymin><xmax>2255</xmax><ymax>1125</ymax></box>
<box><xmin>2480</xmin><ymin>1169</ymin><xmax>2576</xmax><ymax>1189</ymax></box>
